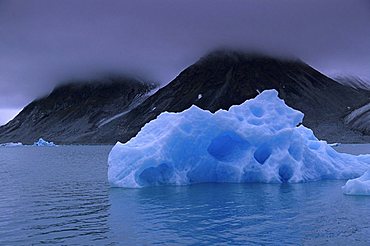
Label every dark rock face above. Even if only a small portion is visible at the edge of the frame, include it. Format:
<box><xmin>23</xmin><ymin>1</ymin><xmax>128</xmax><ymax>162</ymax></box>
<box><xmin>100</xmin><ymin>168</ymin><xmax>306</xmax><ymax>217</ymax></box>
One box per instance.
<box><xmin>0</xmin><ymin>77</ymin><xmax>156</xmax><ymax>144</ymax></box>
<box><xmin>345</xmin><ymin>103</ymin><xmax>370</xmax><ymax>135</ymax></box>
<box><xmin>1</xmin><ymin>51</ymin><xmax>370</xmax><ymax>144</ymax></box>
<box><xmin>335</xmin><ymin>76</ymin><xmax>370</xmax><ymax>136</ymax></box>
<box><xmin>94</xmin><ymin>51</ymin><xmax>370</xmax><ymax>144</ymax></box>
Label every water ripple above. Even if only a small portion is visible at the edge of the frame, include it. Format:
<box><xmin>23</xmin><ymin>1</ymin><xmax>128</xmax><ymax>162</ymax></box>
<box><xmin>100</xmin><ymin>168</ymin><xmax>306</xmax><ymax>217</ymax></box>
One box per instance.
<box><xmin>1</xmin><ymin>146</ymin><xmax>369</xmax><ymax>245</ymax></box>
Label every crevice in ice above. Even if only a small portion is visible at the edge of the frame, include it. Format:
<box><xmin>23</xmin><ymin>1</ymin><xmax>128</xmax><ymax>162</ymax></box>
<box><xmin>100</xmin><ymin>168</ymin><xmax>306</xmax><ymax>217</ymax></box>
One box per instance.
<box><xmin>254</xmin><ymin>144</ymin><xmax>272</xmax><ymax>165</ymax></box>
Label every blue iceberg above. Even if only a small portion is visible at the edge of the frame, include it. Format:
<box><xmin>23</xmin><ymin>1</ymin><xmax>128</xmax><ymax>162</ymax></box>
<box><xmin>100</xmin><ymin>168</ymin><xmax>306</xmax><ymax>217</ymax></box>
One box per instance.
<box><xmin>108</xmin><ymin>90</ymin><xmax>370</xmax><ymax>188</ymax></box>
<box><xmin>33</xmin><ymin>138</ymin><xmax>57</xmax><ymax>147</ymax></box>
<box><xmin>342</xmin><ymin>171</ymin><xmax>370</xmax><ymax>195</ymax></box>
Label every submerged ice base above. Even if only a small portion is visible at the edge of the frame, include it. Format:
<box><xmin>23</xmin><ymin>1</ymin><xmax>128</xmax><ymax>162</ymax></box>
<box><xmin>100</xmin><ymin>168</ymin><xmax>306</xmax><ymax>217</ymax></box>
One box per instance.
<box><xmin>108</xmin><ymin>90</ymin><xmax>370</xmax><ymax>188</ymax></box>
<box><xmin>342</xmin><ymin>171</ymin><xmax>370</xmax><ymax>196</ymax></box>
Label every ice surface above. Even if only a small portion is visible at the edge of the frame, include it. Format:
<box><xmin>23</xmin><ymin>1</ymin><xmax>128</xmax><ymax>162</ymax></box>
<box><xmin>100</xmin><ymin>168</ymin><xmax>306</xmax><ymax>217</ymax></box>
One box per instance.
<box><xmin>33</xmin><ymin>138</ymin><xmax>56</xmax><ymax>147</ymax></box>
<box><xmin>0</xmin><ymin>142</ymin><xmax>22</xmax><ymax>147</ymax></box>
<box><xmin>108</xmin><ymin>90</ymin><xmax>370</xmax><ymax>188</ymax></box>
<box><xmin>342</xmin><ymin>171</ymin><xmax>370</xmax><ymax>195</ymax></box>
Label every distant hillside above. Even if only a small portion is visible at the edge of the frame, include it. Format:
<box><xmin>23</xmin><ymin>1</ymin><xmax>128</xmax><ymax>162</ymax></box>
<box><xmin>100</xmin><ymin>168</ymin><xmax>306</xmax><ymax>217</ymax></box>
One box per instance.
<box><xmin>0</xmin><ymin>77</ymin><xmax>157</xmax><ymax>144</ymax></box>
<box><xmin>1</xmin><ymin>51</ymin><xmax>370</xmax><ymax>144</ymax></box>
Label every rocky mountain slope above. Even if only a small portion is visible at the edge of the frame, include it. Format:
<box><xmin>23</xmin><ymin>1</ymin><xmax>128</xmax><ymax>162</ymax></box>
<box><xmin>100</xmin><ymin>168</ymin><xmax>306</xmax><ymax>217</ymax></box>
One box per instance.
<box><xmin>93</xmin><ymin>51</ymin><xmax>370</xmax><ymax>144</ymax></box>
<box><xmin>334</xmin><ymin>76</ymin><xmax>370</xmax><ymax>136</ymax></box>
<box><xmin>345</xmin><ymin>102</ymin><xmax>370</xmax><ymax>135</ymax></box>
<box><xmin>0</xmin><ymin>77</ymin><xmax>156</xmax><ymax>144</ymax></box>
<box><xmin>1</xmin><ymin>50</ymin><xmax>370</xmax><ymax>144</ymax></box>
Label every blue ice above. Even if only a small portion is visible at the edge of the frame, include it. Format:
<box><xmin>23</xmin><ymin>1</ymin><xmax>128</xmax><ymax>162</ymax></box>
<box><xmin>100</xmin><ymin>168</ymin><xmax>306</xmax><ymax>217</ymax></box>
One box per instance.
<box><xmin>108</xmin><ymin>90</ymin><xmax>370</xmax><ymax>188</ymax></box>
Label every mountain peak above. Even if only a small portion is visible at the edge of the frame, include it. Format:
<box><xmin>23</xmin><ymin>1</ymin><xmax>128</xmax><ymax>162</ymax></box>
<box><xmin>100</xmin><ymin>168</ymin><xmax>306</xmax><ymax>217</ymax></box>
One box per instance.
<box><xmin>199</xmin><ymin>49</ymin><xmax>301</xmax><ymax>65</ymax></box>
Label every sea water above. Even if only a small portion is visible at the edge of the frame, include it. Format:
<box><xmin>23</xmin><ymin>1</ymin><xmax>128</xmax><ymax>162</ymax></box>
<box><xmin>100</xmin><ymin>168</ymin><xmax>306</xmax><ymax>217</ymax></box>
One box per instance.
<box><xmin>0</xmin><ymin>146</ymin><xmax>369</xmax><ymax>245</ymax></box>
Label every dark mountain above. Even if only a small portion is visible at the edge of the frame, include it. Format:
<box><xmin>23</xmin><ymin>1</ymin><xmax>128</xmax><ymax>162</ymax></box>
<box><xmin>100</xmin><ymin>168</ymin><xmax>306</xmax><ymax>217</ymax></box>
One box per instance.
<box><xmin>1</xmin><ymin>50</ymin><xmax>370</xmax><ymax>144</ymax></box>
<box><xmin>0</xmin><ymin>77</ymin><xmax>157</xmax><ymax>144</ymax></box>
<box><xmin>93</xmin><ymin>50</ymin><xmax>370</xmax><ymax>144</ymax></box>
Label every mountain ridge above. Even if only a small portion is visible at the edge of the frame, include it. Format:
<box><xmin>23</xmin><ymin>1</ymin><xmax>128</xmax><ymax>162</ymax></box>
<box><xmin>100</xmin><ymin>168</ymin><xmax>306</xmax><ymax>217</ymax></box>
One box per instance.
<box><xmin>93</xmin><ymin>50</ymin><xmax>370</xmax><ymax>144</ymax></box>
<box><xmin>1</xmin><ymin>50</ymin><xmax>370</xmax><ymax>144</ymax></box>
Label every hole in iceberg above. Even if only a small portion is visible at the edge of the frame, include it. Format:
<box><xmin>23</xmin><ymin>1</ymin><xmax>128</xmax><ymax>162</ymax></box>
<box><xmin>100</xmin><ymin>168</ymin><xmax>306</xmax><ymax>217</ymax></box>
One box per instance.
<box><xmin>207</xmin><ymin>131</ymin><xmax>250</xmax><ymax>162</ymax></box>
<box><xmin>138</xmin><ymin>163</ymin><xmax>174</xmax><ymax>186</ymax></box>
<box><xmin>279</xmin><ymin>164</ymin><xmax>294</xmax><ymax>182</ymax></box>
<box><xmin>254</xmin><ymin>144</ymin><xmax>272</xmax><ymax>164</ymax></box>
<box><xmin>250</xmin><ymin>105</ymin><xmax>264</xmax><ymax>118</ymax></box>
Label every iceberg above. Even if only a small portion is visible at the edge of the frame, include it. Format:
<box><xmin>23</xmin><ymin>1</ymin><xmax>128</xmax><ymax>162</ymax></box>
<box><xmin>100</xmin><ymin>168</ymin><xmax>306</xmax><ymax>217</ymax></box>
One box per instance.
<box><xmin>0</xmin><ymin>142</ymin><xmax>23</xmax><ymax>147</ymax></box>
<box><xmin>108</xmin><ymin>90</ymin><xmax>370</xmax><ymax>188</ymax></box>
<box><xmin>33</xmin><ymin>138</ymin><xmax>57</xmax><ymax>147</ymax></box>
<box><xmin>342</xmin><ymin>171</ymin><xmax>370</xmax><ymax>195</ymax></box>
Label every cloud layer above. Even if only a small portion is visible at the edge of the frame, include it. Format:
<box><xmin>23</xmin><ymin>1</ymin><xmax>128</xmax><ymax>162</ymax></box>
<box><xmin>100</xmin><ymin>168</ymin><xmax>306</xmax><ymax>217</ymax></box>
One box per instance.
<box><xmin>0</xmin><ymin>0</ymin><xmax>369</xmax><ymax>112</ymax></box>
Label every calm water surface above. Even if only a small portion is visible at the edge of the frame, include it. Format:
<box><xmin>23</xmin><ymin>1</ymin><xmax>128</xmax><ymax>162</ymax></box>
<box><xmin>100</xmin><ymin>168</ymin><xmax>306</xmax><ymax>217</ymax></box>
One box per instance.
<box><xmin>0</xmin><ymin>146</ymin><xmax>369</xmax><ymax>245</ymax></box>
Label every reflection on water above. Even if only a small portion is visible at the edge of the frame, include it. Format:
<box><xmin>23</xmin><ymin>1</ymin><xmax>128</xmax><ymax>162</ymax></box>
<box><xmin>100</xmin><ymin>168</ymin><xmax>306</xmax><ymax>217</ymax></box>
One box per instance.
<box><xmin>109</xmin><ymin>182</ymin><xmax>370</xmax><ymax>245</ymax></box>
<box><xmin>0</xmin><ymin>146</ymin><xmax>369</xmax><ymax>245</ymax></box>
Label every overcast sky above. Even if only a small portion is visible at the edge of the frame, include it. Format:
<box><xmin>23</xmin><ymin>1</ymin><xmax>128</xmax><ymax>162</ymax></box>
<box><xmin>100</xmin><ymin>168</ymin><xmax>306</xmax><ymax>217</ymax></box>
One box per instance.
<box><xmin>0</xmin><ymin>0</ymin><xmax>369</xmax><ymax>125</ymax></box>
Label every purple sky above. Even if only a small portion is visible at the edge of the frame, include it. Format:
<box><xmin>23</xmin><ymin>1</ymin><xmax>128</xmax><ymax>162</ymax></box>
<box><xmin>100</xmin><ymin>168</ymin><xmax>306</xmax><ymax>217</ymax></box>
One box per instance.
<box><xmin>0</xmin><ymin>0</ymin><xmax>370</xmax><ymax>125</ymax></box>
